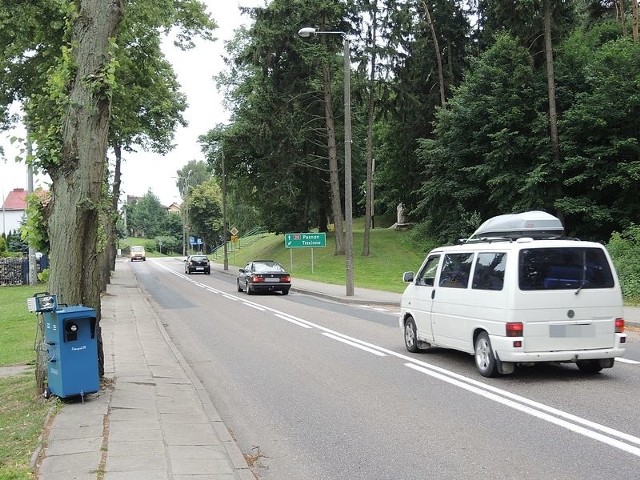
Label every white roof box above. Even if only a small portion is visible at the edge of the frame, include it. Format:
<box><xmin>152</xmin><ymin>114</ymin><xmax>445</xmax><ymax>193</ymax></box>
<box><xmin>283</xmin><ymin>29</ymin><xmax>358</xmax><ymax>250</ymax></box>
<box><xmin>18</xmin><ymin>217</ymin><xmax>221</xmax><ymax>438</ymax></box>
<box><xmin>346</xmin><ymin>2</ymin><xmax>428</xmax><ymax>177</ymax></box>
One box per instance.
<box><xmin>468</xmin><ymin>211</ymin><xmax>564</xmax><ymax>241</ymax></box>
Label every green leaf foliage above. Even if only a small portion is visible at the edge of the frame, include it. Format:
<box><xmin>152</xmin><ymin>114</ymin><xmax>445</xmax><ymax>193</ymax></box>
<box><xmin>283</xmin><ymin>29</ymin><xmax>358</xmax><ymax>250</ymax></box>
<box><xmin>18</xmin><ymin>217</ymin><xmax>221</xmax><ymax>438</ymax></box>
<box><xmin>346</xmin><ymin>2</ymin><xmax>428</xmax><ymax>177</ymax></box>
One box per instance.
<box><xmin>558</xmin><ymin>36</ymin><xmax>640</xmax><ymax>239</ymax></box>
<box><xmin>187</xmin><ymin>178</ymin><xmax>223</xmax><ymax>250</ymax></box>
<box><xmin>414</xmin><ymin>33</ymin><xmax>548</xmax><ymax>241</ymax></box>
<box><xmin>125</xmin><ymin>190</ymin><xmax>171</xmax><ymax>238</ymax></box>
<box><xmin>21</xmin><ymin>190</ymin><xmax>49</xmax><ymax>255</ymax></box>
<box><xmin>210</xmin><ymin>0</ymin><xmax>360</xmax><ymax>234</ymax></box>
<box><xmin>373</xmin><ymin>0</ymin><xmax>470</xmax><ymax>217</ymax></box>
<box><xmin>607</xmin><ymin>224</ymin><xmax>640</xmax><ymax>302</ymax></box>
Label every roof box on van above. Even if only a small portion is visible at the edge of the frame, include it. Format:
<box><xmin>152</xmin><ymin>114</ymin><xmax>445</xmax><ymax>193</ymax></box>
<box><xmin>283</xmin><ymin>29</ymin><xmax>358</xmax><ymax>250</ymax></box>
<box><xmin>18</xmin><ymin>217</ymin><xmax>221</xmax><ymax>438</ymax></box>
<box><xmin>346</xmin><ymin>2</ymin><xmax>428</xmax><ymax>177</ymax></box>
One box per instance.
<box><xmin>467</xmin><ymin>211</ymin><xmax>564</xmax><ymax>241</ymax></box>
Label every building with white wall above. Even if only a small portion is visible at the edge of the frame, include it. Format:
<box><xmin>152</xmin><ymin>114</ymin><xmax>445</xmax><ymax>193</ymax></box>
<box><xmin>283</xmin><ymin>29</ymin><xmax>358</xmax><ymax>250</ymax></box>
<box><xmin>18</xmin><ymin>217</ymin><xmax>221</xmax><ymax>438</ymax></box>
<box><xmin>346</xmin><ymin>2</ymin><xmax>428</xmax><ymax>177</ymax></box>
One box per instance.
<box><xmin>1</xmin><ymin>188</ymin><xmax>28</xmax><ymax>236</ymax></box>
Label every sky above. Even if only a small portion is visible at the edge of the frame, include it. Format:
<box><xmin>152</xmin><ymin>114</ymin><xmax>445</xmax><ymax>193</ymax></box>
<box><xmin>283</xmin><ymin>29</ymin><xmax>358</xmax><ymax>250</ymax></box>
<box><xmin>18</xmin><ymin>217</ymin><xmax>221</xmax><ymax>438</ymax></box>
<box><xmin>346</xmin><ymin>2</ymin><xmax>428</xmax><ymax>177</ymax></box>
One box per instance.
<box><xmin>0</xmin><ymin>0</ymin><xmax>265</xmax><ymax>207</ymax></box>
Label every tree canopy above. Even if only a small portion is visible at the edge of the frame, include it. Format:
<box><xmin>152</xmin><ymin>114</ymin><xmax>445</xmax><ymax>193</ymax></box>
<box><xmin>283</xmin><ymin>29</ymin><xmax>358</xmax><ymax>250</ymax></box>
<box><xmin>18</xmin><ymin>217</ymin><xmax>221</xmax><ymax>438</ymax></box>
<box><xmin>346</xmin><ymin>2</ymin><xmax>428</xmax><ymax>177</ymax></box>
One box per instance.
<box><xmin>208</xmin><ymin>0</ymin><xmax>640</xmax><ymax>244</ymax></box>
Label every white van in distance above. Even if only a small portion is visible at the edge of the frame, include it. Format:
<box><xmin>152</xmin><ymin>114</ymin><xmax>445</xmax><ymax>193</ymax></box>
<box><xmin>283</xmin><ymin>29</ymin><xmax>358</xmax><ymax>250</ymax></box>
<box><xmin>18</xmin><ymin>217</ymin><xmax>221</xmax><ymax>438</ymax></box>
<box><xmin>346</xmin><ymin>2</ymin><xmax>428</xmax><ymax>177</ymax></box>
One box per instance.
<box><xmin>400</xmin><ymin>211</ymin><xmax>627</xmax><ymax>377</ymax></box>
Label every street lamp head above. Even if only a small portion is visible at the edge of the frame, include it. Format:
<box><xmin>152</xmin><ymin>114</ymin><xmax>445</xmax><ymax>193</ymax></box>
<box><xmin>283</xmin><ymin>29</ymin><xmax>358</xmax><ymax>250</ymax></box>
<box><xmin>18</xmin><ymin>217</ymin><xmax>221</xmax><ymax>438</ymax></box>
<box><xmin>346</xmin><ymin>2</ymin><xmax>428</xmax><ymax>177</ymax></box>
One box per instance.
<box><xmin>298</xmin><ymin>27</ymin><xmax>347</xmax><ymax>41</ymax></box>
<box><xmin>297</xmin><ymin>27</ymin><xmax>316</xmax><ymax>38</ymax></box>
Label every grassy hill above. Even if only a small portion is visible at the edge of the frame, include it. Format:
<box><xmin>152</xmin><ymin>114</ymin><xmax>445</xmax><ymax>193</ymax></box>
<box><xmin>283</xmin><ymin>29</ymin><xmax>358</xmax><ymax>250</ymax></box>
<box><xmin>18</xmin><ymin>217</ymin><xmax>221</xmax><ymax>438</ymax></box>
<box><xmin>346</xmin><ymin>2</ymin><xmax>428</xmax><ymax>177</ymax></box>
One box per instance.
<box><xmin>210</xmin><ymin>225</ymin><xmax>430</xmax><ymax>294</ymax></box>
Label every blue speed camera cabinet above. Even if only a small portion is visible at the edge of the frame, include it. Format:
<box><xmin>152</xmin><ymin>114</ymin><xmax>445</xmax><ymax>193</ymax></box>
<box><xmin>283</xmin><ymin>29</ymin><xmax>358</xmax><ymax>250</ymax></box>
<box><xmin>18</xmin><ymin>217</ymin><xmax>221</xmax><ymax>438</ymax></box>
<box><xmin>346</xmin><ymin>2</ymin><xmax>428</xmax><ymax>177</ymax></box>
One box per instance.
<box><xmin>43</xmin><ymin>305</ymin><xmax>99</xmax><ymax>399</ymax></box>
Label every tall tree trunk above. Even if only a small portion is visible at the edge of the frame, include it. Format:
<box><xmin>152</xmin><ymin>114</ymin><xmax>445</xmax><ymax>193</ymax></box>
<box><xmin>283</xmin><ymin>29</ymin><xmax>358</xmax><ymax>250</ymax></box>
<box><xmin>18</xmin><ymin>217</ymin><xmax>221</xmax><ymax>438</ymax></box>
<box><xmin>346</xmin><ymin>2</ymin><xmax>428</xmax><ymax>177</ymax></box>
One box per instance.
<box><xmin>633</xmin><ymin>0</ymin><xmax>638</xmax><ymax>42</ymax></box>
<box><xmin>363</xmin><ymin>4</ymin><xmax>378</xmax><ymax>257</ymax></box>
<box><xmin>618</xmin><ymin>0</ymin><xmax>627</xmax><ymax>36</ymax></box>
<box><xmin>110</xmin><ymin>143</ymin><xmax>123</xmax><ymax>270</ymax></box>
<box><xmin>47</xmin><ymin>0</ymin><xmax>123</xmax><ymax>377</ymax></box>
<box><xmin>422</xmin><ymin>1</ymin><xmax>446</xmax><ymax>109</ymax></box>
<box><xmin>99</xmin><ymin>142</ymin><xmax>123</xmax><ymax>291</ymax></box>
<box><xmin>322</xmin><ymin>62</ymin><xmax>345</xmax><ymax>255</ymax></box>
<box><xmin>99</xmin><ymin>203</ymin><xmax>111</xmax><ymax>292</ymax></box>
<box><xmin>542</xmin><ymin>0</ymin><xmax>564</xmax><ymax>223</ymax></box>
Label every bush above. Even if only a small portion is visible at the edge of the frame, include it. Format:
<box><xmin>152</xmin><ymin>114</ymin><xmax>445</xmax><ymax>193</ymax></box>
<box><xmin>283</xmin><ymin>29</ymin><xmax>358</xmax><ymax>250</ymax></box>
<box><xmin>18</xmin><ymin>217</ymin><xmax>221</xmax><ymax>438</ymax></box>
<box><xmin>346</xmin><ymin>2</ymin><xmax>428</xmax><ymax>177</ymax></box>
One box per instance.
<box><xmin>37</xmin><ymin>268</ymin><xmax>49</xmax><ymax>284</ymax></box>
<box><xmin>408</xmin><ymin>222</ymin><xmax>444</xmax><ymax>253</ymax></box>
<box><xmin>155</xmin><ymin>236</ymin><xmax>180</xmax><ymax>255</ymax></box>
<box><xmin>142</xmin><ymin>240</ymin><xmax>156</xmax><ymax>253</ymax></box>
<box><xmin>607</xmin><ymin>224</ymin><xmax>640</xmax><ymax>303</ymax></box>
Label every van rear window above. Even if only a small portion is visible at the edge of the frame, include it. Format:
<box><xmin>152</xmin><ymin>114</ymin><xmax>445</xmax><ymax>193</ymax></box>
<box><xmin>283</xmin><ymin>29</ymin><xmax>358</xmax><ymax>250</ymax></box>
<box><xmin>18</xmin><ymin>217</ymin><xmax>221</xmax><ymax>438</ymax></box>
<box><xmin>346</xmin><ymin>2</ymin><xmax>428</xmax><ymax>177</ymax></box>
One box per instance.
<box><xmin>519</xmin><ymin>247</ymin><xmax>614</xmax><ymax>291</ymax></box>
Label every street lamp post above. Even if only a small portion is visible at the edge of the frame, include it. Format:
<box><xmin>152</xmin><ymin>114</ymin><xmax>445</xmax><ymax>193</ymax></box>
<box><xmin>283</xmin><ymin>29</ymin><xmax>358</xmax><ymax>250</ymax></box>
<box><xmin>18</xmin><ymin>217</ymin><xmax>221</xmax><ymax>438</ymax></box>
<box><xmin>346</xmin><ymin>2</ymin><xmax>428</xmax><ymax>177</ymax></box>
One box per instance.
<box><xmin>222</xmin><ymin>149</ymin><xmax>228</xmax><ymax>271</ymax></box>
<box><xmin>184</xmin><ymin>170</ymin><xmax>192</xmax><ymax>256</ymax></box>
<box><xmin>298</xmin><ymin>27</ymin><xmax>354</xmax><ymax>296</ymax></box>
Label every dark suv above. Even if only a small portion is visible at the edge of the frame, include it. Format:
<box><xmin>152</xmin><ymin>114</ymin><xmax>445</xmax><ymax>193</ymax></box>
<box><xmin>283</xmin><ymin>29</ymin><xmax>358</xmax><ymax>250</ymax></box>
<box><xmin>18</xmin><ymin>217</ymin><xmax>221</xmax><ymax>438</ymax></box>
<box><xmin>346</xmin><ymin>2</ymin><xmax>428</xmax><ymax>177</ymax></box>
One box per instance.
<box><xmin>185</xmin><ymin>255</ymin><xmax>210</xmax><ymax>274</ymax></box>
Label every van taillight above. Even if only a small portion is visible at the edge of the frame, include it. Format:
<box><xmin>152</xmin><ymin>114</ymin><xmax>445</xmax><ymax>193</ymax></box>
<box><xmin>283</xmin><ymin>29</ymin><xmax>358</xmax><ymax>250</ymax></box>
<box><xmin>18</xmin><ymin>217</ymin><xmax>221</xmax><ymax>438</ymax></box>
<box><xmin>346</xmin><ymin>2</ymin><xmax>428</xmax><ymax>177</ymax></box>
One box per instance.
<box><xmin>506</xmin><ymin>322</ymin><xmax>523</xmax><ymax>337</ymax></box>
<box><xmin>615</xmin><ymin>318</ymin><xmax>625</xmax><ymax>333</ymax></box>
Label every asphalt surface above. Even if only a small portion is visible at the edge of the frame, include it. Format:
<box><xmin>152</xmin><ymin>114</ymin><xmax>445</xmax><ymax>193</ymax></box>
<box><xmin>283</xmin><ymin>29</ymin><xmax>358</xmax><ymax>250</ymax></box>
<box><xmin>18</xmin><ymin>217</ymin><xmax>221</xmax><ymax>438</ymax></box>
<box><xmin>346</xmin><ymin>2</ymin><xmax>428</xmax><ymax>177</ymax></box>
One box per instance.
<box><xmin>32</xmin><ymin>257</ymin><xmax>640</xmax><ymax>479</ymax></box>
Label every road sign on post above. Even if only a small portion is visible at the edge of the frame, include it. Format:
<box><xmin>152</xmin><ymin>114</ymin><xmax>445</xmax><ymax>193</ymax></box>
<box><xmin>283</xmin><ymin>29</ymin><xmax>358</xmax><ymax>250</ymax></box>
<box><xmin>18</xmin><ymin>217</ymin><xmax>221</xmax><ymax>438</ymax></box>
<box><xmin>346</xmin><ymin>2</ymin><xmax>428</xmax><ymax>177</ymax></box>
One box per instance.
<box><xmin>284</xmin><ymin>233</ymin><xmax>326</xmax><ymax>274</ymax></box>
<box><xmin>284</xmin><ymin>232</ymin><xmax>326</xmax><ymax>249</ymax></box>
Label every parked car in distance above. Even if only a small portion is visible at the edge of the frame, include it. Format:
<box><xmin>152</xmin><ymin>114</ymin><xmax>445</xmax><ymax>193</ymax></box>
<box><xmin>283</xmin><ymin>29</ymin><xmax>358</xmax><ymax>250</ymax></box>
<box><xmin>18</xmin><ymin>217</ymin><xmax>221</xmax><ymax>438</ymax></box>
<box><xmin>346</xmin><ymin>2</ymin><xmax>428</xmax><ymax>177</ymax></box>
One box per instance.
<box><xmin>237</xmin><ymin>260</ymin><xmax>291</xmax><ymax>295</ymax></box>
<box><xmin>185</xmin><ymin>254</ymin><xmax>210</xmax><ymax>274</ymax></box>
<box><xmin>130</xmin><ymin>246</ymin><xmax>146</xmax><ymax>262</ymax></box>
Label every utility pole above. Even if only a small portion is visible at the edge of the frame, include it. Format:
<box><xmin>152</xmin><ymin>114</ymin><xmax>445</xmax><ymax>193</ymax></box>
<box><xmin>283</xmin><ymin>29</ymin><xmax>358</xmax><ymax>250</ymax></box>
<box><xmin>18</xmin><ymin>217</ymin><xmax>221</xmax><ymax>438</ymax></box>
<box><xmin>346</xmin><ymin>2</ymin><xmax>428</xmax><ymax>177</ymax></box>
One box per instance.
<box><xmin>222</xmin><ymin>149</ymin><xmax>228</xmax><ymax>271</ymax></box>
<box><xmin>27</xmin><ymin>138</ymin><xmax>37</xmax><ymax>284</ymax></box>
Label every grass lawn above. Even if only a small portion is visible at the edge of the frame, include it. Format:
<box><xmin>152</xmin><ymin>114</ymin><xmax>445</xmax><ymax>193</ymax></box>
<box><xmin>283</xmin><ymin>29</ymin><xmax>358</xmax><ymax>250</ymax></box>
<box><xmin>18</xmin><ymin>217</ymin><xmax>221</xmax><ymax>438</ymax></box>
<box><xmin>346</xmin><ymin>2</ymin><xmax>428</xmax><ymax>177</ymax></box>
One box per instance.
<box><xmin>0</xmin><ymin>284</ymin><xmax>57</xmax><ymax>480</ymax></box>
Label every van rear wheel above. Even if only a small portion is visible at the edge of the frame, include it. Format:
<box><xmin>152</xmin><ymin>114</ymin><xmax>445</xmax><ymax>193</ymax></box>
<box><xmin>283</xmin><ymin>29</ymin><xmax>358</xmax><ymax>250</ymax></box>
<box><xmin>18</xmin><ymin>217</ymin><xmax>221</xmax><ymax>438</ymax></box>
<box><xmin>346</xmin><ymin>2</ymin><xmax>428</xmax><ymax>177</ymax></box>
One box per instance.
<box><xmin>475</xmin><ymin>332</ymin><xmax>498</xmax><ymax>377</ymax></box>
<box><xmin>404</xmin><ymin>317</ymin><xmax>420</xmax><ymax>353</ymax></box>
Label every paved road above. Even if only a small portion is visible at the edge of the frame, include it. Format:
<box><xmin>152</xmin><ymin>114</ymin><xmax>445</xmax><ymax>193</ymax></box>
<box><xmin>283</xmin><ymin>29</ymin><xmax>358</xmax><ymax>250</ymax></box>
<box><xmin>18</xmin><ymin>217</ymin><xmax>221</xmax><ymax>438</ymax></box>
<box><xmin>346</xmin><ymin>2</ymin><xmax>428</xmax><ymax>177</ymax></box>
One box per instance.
<box><xmin>138</xmin><ymin>257</ymin><xmax>640</xmax><ymax>480</ymax></box>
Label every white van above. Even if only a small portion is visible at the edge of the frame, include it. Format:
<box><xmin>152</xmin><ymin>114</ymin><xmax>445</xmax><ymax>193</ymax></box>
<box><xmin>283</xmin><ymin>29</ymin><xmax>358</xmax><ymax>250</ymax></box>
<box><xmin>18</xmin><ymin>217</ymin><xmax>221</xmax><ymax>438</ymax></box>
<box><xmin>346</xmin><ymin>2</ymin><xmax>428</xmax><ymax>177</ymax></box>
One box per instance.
<box><xmin>400</xmin><ymin>211</ymin><xmax>627</xmax><ymax>377</ymax></box>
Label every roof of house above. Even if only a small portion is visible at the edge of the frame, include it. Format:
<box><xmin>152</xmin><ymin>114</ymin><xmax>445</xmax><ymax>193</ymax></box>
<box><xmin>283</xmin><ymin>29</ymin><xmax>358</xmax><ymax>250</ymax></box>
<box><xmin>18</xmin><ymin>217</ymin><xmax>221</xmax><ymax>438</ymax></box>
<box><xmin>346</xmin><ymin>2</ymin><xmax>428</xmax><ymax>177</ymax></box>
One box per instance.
<box><xmin>167</xmin><ymin>202</ymin><xmax>181</xmax><ymax>213</ymax></box>
<box><xmin>2</xmin><ymin>188</ymin><xmax>27</xmax><ymax>211</ymax></box>
<box><xmin>2</xmin><ymin>188</ymin><xmax>50</xmax><ymax>211</ymax></box>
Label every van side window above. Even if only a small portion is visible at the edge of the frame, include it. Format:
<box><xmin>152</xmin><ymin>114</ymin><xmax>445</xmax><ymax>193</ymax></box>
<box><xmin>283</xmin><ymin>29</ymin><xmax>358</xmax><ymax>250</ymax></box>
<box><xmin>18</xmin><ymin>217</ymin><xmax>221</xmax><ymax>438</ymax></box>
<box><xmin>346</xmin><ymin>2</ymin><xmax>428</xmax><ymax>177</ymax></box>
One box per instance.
<box><xmin>472</xmin><ymin>252</ymin><xmax>506</xmax><ymax>290</ymax></box>
<box><xmin>416</xmin><ymin>255</ymin><xmax>440</xmax><ymax>286</ymax></box>
<box><xmin>519</xmin><ymin>247</ymin><xmax>615</xmax><ymax>290</ymax></box>
<box><xmin>439</xmin><ymin>253</ymin><xmax>473</xmax><ymax>289</ymax></box>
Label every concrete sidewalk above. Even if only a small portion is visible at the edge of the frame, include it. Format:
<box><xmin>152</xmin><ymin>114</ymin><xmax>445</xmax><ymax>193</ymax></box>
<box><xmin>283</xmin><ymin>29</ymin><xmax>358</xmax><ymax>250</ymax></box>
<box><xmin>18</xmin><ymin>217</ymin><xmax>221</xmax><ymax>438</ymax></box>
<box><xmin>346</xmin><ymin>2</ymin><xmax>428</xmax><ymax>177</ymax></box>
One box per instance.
<box><xmin>36</xmin><ymin>260</ymin><xmax>254</xmax><ymax>480</ymax></box>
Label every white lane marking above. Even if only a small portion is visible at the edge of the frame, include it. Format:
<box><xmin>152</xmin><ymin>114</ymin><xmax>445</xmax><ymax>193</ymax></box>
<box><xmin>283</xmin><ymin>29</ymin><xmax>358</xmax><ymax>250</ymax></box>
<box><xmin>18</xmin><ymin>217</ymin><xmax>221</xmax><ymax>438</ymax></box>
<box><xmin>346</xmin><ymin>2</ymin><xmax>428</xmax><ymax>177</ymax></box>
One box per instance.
<box><xmin>318</xmin><ymin>331</ymin><xmax>640</xmax><ymax>448</ymax></box>
<box><xmin>406</xmin><ymin>362</ymin><xmax>640</xmax><ymax>457</ymax></box>
<box><xmin>357</xmin><ymin>304</ymin><xmax>401</xmax><ymax>316</ymax></box>
<box><xmin>617</xmin><ymin>357</ymin><xmax>640</xmax><ymax>364</ymax></box>
<box><xmin>358</xmin><ymin>305</ymin><xmax>389</xmax><ymax>312</ymax></box>
<box><xmin>322</xmin><ymin>333</ymin><xmax>387</xmax><ymax>357</ymax></box>
<box><xmin>243</xmin><ymin>303</ymin><xmax>266</xmax><ymax>312</ymax></box>
<box><xmin>155</xmin><ymin>260</ymin><xmax>640</xmax><ymax>455</ymax></box>
<box><xmin>274</xmin><ymin>314</ymin><xmax>313</xmax><ymax>328</ymax></box>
